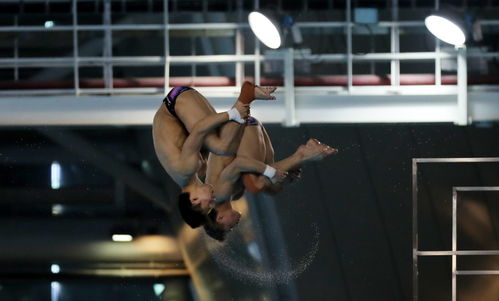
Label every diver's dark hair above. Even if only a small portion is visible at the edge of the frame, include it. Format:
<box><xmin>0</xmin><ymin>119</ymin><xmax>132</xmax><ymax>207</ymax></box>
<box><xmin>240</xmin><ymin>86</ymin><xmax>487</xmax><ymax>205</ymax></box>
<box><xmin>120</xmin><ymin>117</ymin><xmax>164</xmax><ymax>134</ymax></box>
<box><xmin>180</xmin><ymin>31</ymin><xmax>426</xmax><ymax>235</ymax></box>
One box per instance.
<box><xmin>203</xmin><ymin>209</ymin><xmax>227</xmax><ymax>242</ymax></box>
<box><xmin>178</xmin><ymin>192</ymin><xmax>206</xmax><ymax>228</ymax></box>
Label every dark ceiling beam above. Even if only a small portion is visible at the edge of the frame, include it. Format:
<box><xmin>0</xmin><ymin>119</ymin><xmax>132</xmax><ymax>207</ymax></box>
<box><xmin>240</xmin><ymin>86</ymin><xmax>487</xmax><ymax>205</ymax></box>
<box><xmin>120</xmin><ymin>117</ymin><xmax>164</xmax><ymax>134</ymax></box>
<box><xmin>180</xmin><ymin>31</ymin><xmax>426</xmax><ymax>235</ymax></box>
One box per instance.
<box><xmin>38</xmin><ymin>127</ymin><xmax>171</xmax><ymax>213</ymax></box>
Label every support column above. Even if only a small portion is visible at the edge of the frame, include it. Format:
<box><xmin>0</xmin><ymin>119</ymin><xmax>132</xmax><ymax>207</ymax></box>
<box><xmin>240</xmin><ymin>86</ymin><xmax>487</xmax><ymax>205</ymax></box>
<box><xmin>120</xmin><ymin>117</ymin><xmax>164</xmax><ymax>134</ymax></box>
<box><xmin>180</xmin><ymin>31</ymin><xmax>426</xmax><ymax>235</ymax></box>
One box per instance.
<box><xmin>283</xmin><ymin>48</ymin><xmax>298</xmax><ymax>127</ymax></box>
<box><xmin>390</xmin><ymin>0</ymin><xmax>400</xmax><ymax>87</ymax></box>
<box><xmin>456</xmin><ymin>46</ymin><xmax>468</xmax><ymax>125</ymax></box>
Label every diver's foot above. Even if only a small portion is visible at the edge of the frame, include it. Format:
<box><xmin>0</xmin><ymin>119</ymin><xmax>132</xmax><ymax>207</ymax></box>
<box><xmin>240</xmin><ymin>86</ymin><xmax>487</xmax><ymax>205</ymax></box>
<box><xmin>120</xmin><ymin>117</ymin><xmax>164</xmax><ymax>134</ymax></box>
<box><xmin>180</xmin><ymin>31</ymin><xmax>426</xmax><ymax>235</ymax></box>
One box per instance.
<box><xmin>299</xmin><ymin>138</ymin><xmax>338</xmax><ymax>162</ymax></box>
<box><xmin>238</xmin><ymin>81</ymin><xmax>256</xmax><ymax>104</ymax></box>
<box><xmin>254</xmin><ymin>85</ymin><xmax>276</xmax><ymax>100</ymax></box>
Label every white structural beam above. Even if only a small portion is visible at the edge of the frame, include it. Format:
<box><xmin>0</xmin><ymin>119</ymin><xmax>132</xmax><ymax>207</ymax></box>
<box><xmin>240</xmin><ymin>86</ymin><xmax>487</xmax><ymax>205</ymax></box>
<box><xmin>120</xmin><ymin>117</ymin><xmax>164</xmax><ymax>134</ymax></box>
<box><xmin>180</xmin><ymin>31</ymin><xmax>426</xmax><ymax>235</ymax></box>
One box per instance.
<box><xmin>283</xmin><ymin>48</ymin><xmax>298</xmax><ymax>127</ymax></box>
<box><xmin>456</xmin><ymin>47</ymin><xmax>468</xmax><ymax>125</ymax></box>
<box><xmin>1</xmin><ymin>88</ymin><xmax>499</xmax><ymax>126</ymax></box>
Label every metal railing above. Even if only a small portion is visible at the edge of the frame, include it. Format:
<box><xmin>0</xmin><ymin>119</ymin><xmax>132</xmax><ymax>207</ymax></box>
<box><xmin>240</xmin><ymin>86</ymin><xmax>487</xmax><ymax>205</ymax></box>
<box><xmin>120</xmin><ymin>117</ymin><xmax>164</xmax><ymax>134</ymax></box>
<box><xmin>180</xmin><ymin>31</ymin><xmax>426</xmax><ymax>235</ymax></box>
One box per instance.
<box><xmin>412</xmin><ymin>158</ymin><xmax>499</xmax><ymax>301</ymax></box>
<box><xmin>1</xmin><ymin>0</ymin><xmax>499</xmax><ymax>125</ymax></box>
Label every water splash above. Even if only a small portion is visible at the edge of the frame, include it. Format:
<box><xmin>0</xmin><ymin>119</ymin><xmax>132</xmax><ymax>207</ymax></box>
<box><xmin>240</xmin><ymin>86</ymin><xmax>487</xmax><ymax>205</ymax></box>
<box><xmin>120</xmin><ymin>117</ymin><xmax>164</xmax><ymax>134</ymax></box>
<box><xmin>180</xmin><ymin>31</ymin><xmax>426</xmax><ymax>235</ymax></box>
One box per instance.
<box><xmin>204</xmin><ymin>222</ymin><xmax>320</xmax><ymax>286</ymax></box>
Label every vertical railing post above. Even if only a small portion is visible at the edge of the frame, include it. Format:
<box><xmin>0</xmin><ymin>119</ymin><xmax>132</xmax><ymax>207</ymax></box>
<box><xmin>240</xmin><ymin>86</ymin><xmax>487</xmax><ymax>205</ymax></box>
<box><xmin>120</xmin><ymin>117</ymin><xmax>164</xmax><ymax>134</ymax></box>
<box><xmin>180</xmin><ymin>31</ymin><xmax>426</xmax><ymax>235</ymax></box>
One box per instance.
<box><xmin>434</xmin><ymin>0</ymin><xmax>442</xmax><ymax>86</ymax></box>
<box><xmin>72</xmin><ymin>0</ymin><xmax>80</xmax><ymax>95</ymax></box>
<box><xmin>452</xmin><ymin>188</ymin><xmax>458</xmax><ymax>301</ymax></box>
<box><xmin>346</xmin><ymin>0</ymin><xmax>353</xmax><ymax>92</ymax></box>
<box><xmin>283</xmin><ymin>48</ymin><xmax>298</xmax><ymax>127</ymax></box>
<box><xmin>163</xmin><ymin>0</ymin><xmax>170</xmax><ymax>95</ymax></box>
<box><xmin>103</xmin><ymin>0</ymin><xmax>113</xmax><ymax>91</ymax></box>
<box><xmin>13</xmin><ymin>16</ymin><xmax>19</xmax><ymax>82</ymax></box>
<box><xmin>390</xmin><ymin>0</ymin><xmax>400</xmax><ymax>87</ymax></box>
<box><xmin>253</xmin><ymin>0</ymin><xmax>261</xmax><ymax>86</ymax></box>
<box><xmin>412</xmin><ymin>159</ymin><xmax>418</xmax><ymax>301</ymax></box>
<box><xmin>235</xmin><ymin>0</ymin><xmax>244</xmax><ymax>88</ymax></box>
<box><xmin>191</xmin><ymin>37</ymin><xmax>196</xmax><ymax>81</ymax></box>
<box><xmin>456</xmin><ymin>46</ymin><xmax>468</xmax><ymax>125</ymax></box>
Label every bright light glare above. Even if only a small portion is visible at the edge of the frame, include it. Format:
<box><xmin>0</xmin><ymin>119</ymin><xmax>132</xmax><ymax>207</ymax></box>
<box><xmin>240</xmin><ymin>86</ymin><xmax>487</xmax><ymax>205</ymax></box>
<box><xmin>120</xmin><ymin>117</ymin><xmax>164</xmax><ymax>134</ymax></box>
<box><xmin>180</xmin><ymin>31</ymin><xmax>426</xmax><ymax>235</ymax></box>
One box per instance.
<box><xmin>52</xmin><ymin>204</ymin><xmax>63</xmax><ymax>216</ymax></box>
<box><xmin>51</xmin><ymin>264</ymin><xmax>60</xmax><ymax>274</ymax></box>
<box><xmin>44</xmin><ymin>21</ymin><xmax>55</xmax><ymax>28</ymax></box>
<box><xmin>425</xmin><ymin>15</ymin><xmax>466</xmax><ymax>46</ymax></box>
<box><xmin>51</xmin><ymin>281</ymin><xmax>61</xmax><ymax>301</ymax></box>
<box><xmin>153</xmin><ymin>283</ymin><xmax>166</xmax><ymax>296</ymax></box>
<box><xmin>248</xmin><ymin>12</ymin><xmax>281</xmax><ymax>49</ymax></box>
<box><xmin>112</xmin><ymin>234</ymin><xmax>133</xmax><ymax>242</ymax></box>
<box><xmin>51</xmin><ymin>161</ymin><xmax>61</xmax><ymax>189</ymax></box>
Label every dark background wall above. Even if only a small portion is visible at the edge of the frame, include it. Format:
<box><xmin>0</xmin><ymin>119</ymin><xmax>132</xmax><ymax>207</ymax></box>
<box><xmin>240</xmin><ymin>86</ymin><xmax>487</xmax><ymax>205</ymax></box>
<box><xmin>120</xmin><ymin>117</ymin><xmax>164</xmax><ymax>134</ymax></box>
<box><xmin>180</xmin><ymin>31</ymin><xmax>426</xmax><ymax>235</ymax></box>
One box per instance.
<box><xmin>241</xmin><ymin>122</ymin><xmax>499</xmax><ymax>301</ymax></box>
<box><xmin>2</xmin><ymin>122</ymin><xmax>499</xmax><ymax>301</ymax></box>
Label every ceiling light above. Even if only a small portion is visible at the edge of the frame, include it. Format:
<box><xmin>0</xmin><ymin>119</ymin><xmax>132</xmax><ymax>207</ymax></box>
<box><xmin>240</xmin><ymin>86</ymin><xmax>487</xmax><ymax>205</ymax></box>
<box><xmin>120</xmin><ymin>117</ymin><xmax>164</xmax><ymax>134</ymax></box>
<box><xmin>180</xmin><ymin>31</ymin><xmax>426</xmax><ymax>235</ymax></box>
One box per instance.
<box><xmin>425</xmin><ymin>10</ymin><xmax>466</xmax><ymax>46</ymax></box>
<box><xmin>52</xmin><ymin>204</ymin><xmax>63</xmax><ymax>216</ymax></box>
<box><xmin>51</xmin><ymin>264</ymin><xmax>60</xmax><ymax>274</ymax></box>
<box><xmin>248</xmin><ymin>11</ymin><xmax>282</xmax><ymax>49</ymax></box>
<box><xmin>51</xmin><ymin>161</ymin><xmax>61</xmax><ymax>190</ymax></box>
<box><xmin>112</xmin><ymin>234</ymin><xmax>133</xmax><ymax>242</ymax></box>
<box><xmin>44</xmin><ymin>21</ymin><xmax>55</xmax><ymax>28</ymax></box>
<box><xmin>153</xmin><ymin>284</ymin><xmax>166</xmax><ymax>296</ymax></box>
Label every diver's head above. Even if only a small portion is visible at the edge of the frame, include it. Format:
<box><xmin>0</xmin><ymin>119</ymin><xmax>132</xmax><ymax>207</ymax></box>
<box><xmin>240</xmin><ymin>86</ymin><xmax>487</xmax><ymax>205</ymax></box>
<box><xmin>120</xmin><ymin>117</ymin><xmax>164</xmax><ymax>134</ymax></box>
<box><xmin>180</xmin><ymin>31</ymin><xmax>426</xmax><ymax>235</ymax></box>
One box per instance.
<box><xmin>178</xmin><ymin>192</ymin><xmax>206</xmax><ymax>228</ymax></box>
<box><xmin>187</xmin><ymin>183</ymin><xmax>215</xmax><ymax>213</ymax></box>
<box><xmin>178</xmin><ymin>183</ymin><xmax>215</xmax><ymax>228</ymax></box>
<box><xmin>203</xmin><ymin>206</ymin><xmax>241</xmax><ymax>241</ymax></box>
<box><xmin>214</xmin><ymin>207</ymin><xmax>241</xmax><ymax>231</ymax></box>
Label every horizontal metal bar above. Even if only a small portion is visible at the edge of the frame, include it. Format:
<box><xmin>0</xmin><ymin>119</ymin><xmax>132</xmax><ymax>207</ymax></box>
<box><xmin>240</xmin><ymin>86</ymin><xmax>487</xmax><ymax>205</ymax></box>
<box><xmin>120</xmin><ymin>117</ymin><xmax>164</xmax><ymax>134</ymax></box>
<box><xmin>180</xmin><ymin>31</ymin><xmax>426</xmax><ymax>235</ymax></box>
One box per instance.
<box><xmin>0</xmin><ymin>57</ymin><xmax>75</xmax><ymax>67</ymax></box>
<box><xmin>467</xmin><ymin>52</ymin><xmax>499</xmax><ymax>58</ymax></box>
<box><xmin>295</xmin><ymin>52</ymin><xmax>456</xmax><ymax>62</ymax></box>
<box><xmin>351</xmin><ymin>52</ymin><xmax>455</xmax><ymax>61</ymax></box>
<box><xmin>0</xmin><ymin>23</ymin><xmax>246</xmax><ymax>32</ymax></box>
<box><xmin>0</xmin><ymin>84</ymin><xmax>495</xmax><ymax>99</ymax></box>
<box><xmin>454</xmin><ymin>186</ymin><xmax>499</xmax><ymax>192</ymax></box>
<box><xmin>0</xmin><ymin>89</ymin><xmax>77</xmax><ymax>96</ymax></box>
<box><xmin>296</xmin><ymin>21</ymin><xmax>426</xmax><ymax>29</ymax></box>
<box><xmin>457</xmin><ymin>270</ymin><xmax>499</xmax><ymax>275</ymax></box>
<box><xmin>0</xmin><ymin>85</ymin><xmax>459</xmax><ymax>97</ymax></box>
<box><xmin>78</xmin><ymin>88</ymin><xmax>162</xmax><ymax>94</ymax></box>
<box><xmin>0</xmin><ymin>57</ymin><xmax>165</xmax><ymax>68</ymax></box>
<box><xmin>0</xmin><ymin>25</ymin><xmax>164</xmax><ymax>32</ymax></box>
<box><xmin>169</xmin><ymin>23</ymin><xmax>246</xmax><ymax>30</ymax></box>
<box><xmin>480</xmin><ymin>20</ymin><xmax>499</xmax><ymax>26</ymax></box>
<box><xmin>0</xmin><ymin>84</ymin><xmax>465</xmax><ymax>98</ymax></box>
<box><xmin>0</xmin><ymin>20</ymin><xmax>498</xmax><ymax>34</ymax></box>
<box><xmin>0</xmin><ymin>54</ymin><xmax>287</xmax><ymax>68</ymax></box>
<box><xmin>377</xmin><ymin>21</ymin><xmax>425</xmax><ymax>27</ymax></box>
<box><xmin>296</xmin><ymin>22</ymin><xmax>348</xmax><ymax>28</ymax></box>
<box><xmin>0</xmin><ymin>52</ymin><xmax>460</xmax><ymax>69</ymax></box>
<box><xmin>79</xmin><ymin>56</ymin><xmax>164</xmax><ymax>65</ymax></box>
<box><xmin>0</xmin><ymin>88</ymin><xmax>162</xmax><ymax>96</ymax></box>
<box><xmin>169</xmin><ymin>54</ymin><xmax>259</xmax><ymax>63</ymax></box>
<box><xmin>0</xmin><ymin>25</ymin><xmax>75</xmax><ymax>32</ymax></box>
<box><xmin>418</xmin><ymin>250</ymin><xmax>499</xmax><ymax>256</ymax></box>
<box><xmin>414</xmin><ymin>158</ymin><xmax>499</xmax><ymax>164</ymax></box>
<box><xmin>0</xmin><ymin>21</ymin><xmax>424</xmax><ymax>32</ymax></box>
